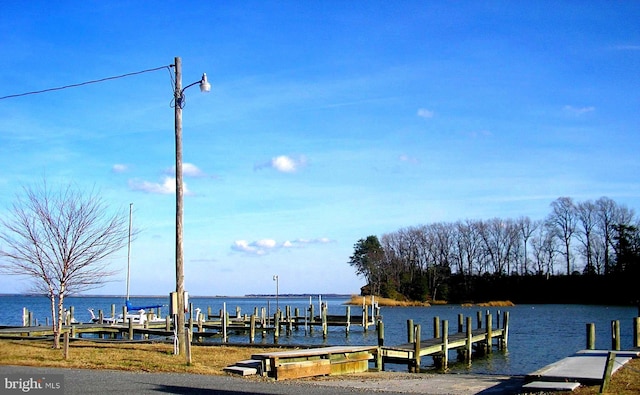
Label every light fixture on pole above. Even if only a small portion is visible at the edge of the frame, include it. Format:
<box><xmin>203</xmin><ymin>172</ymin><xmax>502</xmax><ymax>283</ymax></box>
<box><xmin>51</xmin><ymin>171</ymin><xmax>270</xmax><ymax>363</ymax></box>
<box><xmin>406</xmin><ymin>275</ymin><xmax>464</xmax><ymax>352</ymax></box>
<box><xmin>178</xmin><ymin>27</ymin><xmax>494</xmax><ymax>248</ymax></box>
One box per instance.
<box><xmin>172</xmin><ymin>56</ymin><xmax>210</xmax><ymax>357</ymax></box>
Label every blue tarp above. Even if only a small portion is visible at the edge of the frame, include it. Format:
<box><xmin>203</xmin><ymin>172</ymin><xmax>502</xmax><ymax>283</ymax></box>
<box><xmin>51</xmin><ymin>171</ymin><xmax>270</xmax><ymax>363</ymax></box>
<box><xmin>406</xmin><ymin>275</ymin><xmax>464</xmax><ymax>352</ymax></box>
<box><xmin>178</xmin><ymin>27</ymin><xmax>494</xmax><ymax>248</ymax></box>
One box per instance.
<box><xmin>125</xmin><ymin>300</ymin><xmax>163</xmax><ymax>311</ymax></box>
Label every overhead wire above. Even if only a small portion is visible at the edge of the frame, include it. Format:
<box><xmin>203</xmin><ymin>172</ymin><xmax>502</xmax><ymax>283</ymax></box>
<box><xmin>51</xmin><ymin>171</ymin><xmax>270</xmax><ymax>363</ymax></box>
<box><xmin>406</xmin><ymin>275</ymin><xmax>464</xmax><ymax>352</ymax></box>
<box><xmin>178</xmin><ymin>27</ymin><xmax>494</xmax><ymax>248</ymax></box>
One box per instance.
<box><xmin>0</xmin><ymin>65</ymin><xmax>172</xmax><ymax>101</ymax></box>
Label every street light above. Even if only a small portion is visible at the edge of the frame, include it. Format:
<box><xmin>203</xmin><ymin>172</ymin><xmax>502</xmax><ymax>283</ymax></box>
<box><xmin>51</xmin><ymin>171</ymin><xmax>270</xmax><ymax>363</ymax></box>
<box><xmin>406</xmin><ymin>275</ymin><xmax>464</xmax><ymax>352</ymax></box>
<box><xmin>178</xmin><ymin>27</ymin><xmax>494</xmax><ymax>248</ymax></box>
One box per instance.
<box><xmin>172</xmin><ymin>56</ymin><xmax>210</xmax><ymax>357</ymax></box>
<box><xmin>273</xmin><ymin>275</ymin><xmax>279</xmax><ymax>314</ymax></box>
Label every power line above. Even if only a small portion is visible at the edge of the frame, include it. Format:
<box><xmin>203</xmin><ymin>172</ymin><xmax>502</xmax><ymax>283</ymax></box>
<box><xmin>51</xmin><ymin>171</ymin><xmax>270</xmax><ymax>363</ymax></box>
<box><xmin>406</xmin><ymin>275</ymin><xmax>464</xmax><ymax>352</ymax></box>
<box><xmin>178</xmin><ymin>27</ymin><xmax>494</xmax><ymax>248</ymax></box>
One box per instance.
<box><xmin>0</xmin><ymin>65</ymin><xmax>172</xmax><ymax>100</ymax></box>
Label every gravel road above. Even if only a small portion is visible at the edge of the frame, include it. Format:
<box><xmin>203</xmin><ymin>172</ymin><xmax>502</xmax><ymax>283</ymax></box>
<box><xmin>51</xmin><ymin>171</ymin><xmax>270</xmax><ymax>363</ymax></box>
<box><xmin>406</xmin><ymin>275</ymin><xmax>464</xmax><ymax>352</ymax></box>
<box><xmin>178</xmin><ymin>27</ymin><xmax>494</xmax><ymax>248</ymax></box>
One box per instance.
<box><xmin>0</xmin><ymin>365</ymin><xmax>525</xmax><ymax>395</ymax></box>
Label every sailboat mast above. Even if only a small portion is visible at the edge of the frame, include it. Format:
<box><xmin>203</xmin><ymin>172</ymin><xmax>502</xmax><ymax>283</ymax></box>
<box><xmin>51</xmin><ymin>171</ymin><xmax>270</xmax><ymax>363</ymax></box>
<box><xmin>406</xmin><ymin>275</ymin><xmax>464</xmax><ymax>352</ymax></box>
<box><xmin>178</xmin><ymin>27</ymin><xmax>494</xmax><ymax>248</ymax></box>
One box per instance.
<box><xmin>126</xmin><ymin>203</ymin><xmax>133</xmax><ymax>301</ymax></box>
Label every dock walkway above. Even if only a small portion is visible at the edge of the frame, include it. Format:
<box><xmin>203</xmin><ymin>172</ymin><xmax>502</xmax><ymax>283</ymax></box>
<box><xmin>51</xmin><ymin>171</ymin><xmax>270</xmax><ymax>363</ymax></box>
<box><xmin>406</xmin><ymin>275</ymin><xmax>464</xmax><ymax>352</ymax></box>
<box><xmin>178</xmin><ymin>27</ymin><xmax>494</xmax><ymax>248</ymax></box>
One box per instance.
<box><xmin>524</xmin><ymin>350</ymin><xmax>640</xmax><ymax>392</ymax></box>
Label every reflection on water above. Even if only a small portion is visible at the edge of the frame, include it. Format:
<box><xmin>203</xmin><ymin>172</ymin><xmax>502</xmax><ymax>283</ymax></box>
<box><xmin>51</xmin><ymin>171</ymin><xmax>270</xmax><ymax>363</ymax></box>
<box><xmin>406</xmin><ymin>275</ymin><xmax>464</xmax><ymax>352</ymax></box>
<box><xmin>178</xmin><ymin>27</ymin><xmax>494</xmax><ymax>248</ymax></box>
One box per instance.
<box><xmin>1</xmin><ymin>295</ymin><xmax>637</xmax><ymax>375</ymax></box>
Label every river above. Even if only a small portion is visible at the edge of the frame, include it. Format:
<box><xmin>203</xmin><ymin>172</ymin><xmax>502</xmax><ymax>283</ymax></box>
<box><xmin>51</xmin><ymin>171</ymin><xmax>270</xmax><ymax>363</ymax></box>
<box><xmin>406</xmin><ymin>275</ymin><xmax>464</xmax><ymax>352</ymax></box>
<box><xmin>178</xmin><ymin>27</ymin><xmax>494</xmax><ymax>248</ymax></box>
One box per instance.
<box><xmin>1</xmin><ymin>294</ymin><xmax>637</xmax><ymax>376</ymax></box>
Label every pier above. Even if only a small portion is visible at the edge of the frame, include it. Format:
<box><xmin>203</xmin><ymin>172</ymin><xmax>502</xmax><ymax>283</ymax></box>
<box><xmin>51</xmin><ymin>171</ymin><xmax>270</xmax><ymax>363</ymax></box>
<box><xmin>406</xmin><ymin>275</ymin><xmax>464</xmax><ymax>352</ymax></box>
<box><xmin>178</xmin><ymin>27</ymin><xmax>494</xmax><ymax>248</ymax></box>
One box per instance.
<box><xmin>381</xmin><ymin>310</ymin><xmax>509</xmax><ymax>372</ymax></box>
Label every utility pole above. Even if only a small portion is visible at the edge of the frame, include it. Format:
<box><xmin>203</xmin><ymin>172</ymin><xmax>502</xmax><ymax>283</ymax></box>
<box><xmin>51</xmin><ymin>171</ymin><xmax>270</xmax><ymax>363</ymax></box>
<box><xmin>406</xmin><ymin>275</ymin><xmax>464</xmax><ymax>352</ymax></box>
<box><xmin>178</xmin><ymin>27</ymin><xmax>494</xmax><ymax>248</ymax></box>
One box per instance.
<box><xmin>174</xmin><ymin>56</ymin><xmax>186</xmax><ymax>357</ymax></box>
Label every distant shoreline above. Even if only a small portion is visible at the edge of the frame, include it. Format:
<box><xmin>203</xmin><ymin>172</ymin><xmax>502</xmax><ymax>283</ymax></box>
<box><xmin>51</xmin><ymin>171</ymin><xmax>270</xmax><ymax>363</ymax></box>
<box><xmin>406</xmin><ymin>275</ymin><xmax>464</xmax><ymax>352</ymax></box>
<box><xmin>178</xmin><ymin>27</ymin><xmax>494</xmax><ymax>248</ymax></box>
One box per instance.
<box><xmin>0</xmin><ymin>293</ymin><xmax>353</xmax><ymax>299</ymax></box>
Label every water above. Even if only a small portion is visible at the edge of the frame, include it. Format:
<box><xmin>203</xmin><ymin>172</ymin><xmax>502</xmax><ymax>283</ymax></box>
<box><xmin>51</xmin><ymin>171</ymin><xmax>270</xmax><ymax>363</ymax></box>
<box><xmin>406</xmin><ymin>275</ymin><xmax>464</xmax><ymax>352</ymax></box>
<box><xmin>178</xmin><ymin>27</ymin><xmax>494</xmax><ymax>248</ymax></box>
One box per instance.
<box><xmin>1</xmin><ymin>294</ymin><xmax>637</xmax><ymax>376</ymax></box>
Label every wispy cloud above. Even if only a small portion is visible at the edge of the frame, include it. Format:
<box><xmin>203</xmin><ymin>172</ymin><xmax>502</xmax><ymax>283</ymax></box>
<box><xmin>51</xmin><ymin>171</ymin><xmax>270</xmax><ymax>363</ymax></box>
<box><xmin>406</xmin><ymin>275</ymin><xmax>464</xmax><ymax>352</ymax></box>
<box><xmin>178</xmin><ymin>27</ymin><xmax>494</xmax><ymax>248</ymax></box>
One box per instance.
<box><xmin>399</xmin><ymin>154</ymin><xmax>419</xmax><ymax>165</ymax></box>
<box><xmin>165</xmin><ymin>163</ymin><xmax>206</xmax><ymax>177</ymax></box>
<box><xmin>612</xmin><ymin>44</ymin><xmax>640</xmax><ymax>51</ymax></box>
<box><xmin>255</xmin><ymin>155</ymin><xmax>308</xmax><ymax>173</ymax></box>
<box><xmin>563</xmin><ymin>105</ymin><xmax>595</xmax><ymax>116</ymax></box>
<box><xmin>417</xmin><ymin>108</ymin><xmax>434</xmax><ymax>119</ymax></box>
<box><xmin>231</xmin><ymin>237</ymin><xmax>333</xmax><ymax>256</ymax></box>
<box><xmin>112</xmin><ymin>164</ymin><xmax>128</xmax><ymax>173</ymax></box>
<box><xmin>129</xmin><ymin>176</ymin><xmax>191</xmax><ymax>195</ymax></box>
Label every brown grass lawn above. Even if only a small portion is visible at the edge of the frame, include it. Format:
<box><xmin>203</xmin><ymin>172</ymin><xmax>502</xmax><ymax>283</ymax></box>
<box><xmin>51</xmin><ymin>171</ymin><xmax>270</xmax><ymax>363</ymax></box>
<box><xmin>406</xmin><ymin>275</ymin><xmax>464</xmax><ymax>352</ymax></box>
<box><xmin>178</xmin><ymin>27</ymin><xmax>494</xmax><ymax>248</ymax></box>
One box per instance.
<box><xmin>1</xmin><ymin>339</ymin><xmax>638</xmax><ymax>394</ymax></box>
<box><xmin>0</xmin><ymin>339</ymin><xmax>281</xmax><ymax>375</ymax></box>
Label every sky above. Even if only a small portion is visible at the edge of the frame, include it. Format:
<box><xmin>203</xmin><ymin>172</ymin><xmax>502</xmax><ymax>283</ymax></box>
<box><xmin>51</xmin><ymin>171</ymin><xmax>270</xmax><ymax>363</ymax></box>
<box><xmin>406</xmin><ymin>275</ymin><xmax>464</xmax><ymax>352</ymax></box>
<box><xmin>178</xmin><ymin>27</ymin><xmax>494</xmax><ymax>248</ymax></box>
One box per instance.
<box><xmin>0</xmin><ymin>1</ymin><xmax>639</xmax><ymax>297</ymax></box>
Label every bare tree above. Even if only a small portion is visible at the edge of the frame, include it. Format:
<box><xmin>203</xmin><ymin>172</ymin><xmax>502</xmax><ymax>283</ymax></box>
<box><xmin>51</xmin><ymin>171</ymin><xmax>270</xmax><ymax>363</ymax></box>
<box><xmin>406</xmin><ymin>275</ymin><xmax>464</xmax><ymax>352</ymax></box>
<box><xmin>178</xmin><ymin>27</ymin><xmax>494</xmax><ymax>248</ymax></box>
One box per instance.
<box><xmin>517</xmin><ymin>217</ymin><xmax>538</xmax><ymax>275</ymax></box>
<box><xmin>0</xmin><ymin>181</ymin><xmax>130</xmax><ymax>348</ymax></box>
<box><xmin>547</xmin><ymin>197</ymin><xmax>577</xmax><ymax>275</ymax></box>
<box><xmin>576</xmin><ymin>200</ymin><xmax>597</xmax><ymax>274</ymax></box>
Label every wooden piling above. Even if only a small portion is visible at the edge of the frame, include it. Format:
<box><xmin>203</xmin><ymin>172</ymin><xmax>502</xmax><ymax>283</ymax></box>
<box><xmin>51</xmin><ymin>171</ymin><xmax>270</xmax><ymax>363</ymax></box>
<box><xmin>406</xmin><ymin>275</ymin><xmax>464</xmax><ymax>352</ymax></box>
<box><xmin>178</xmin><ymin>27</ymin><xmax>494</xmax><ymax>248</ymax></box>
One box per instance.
<box><xmin>70</xmin><ymin>306</ymin><xmax>75</xmax><ymax>325</ymax></box>
<box><xmin>407</xmin><ymin>319</ymin><xmax>414</xmax><ymax>343</ymax></box>
<box><xmin>346</xmin><ymin>306</ymin><xmax>351</xmax><ymax>333</ymax></box>
<box><xmin>128</xmin><ymin>318</ymin><xmax>134</xmax><ymax>340</ymax></box>
<box><xmin>377</xmin><ymin>321</ymin><xmax>384</xmax><ymax>346</ymax></box>
<box><xmin>502</xmin><ymin>311</ymin><xmax>510</xmax><ymax>349</ymax></box>
<box><xmin>433</xmin><ymin>316</ymin><xmax>440</xmax><ymax>339</ymax></box>
<box><xmin>476</xmin><ymin>311</ymin><xmax>482</xmax><ymax>330</ymax></box>
<box><xmin>63</xmin><ymin>332</ymin><xmax>69</xmax><ymax>360</ymax></box>
<box><xmin>586</xmin><ymin>323</ymin><xmax>596</xmax><ymax>350</ymax></box>
<box><xmin>413</xmin><ymin>324</ymin><xmax>421</xmax><ymax>373</ymax></box>
<box><xmin>186</xmin><ymin>329</ymin><xmax>192</xmax><ymax>366</ymax></box>
<box><xmin>611</xmin><ymin>320</ymin><xmax>620</xmax><ymax>351</ymax></box>
<box><xmin>111</xmin><ymin>304</ymin><xmax>116</xmax><ymax>321</ymax></box>
<box><xmin>28</xmin><ymin>311</ymin><xmax>33</xmax><ymax>327</ymax></box>
<box><xmin>634</xmin><ymin>317</ymin><xmax>640</xmax><ymax>348</ymax></box>
<box><xmin>250</xmin><ymin>315</ymin><xmax>256</xmax><ymax>343</ymax></box>
<box><xmin>465</xmin><ymin>316</ymin><xmax>472</xmax><ymax>363</ymax></box>
<box><xmin>441</xmin><ymin>320</ymin><xmax>449</xmax><ymax>371</ymax></box>
<box><xmin>457</xmin><ymin>314</ymin><xmax>464</xmax><ymax>333</ymax></box>
<box><xmin>486</xmin><ymin>313</ymin><xmax>493</xmax><ymax>353</ymax></box>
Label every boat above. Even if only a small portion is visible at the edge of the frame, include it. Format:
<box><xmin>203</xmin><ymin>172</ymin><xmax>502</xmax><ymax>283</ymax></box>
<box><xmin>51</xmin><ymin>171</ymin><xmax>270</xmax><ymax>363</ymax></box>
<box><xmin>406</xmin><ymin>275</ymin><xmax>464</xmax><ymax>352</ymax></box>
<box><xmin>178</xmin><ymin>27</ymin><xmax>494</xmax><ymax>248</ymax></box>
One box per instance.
<box><xmin>89</xmin><ymin>203</ymin><xmax>167</xmax><ymax>325</ymax></box>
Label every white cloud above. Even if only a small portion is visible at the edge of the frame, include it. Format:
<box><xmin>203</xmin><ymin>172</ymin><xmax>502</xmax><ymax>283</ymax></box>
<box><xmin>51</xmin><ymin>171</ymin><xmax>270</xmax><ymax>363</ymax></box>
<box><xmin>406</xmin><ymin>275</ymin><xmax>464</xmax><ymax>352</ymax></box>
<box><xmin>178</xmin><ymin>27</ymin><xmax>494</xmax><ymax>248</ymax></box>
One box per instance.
<box><xmin>165</xmin><ymin>163</ymin><xmax>206</xmax><ymax>177</ymax></box>
<box><xmin>129</xmin><ymin>176</ymin><xmax>191</xmax><ymax>195</ymax></box>
<box><xmin>255</xmin><ymin>155</ymin><xmax>307</xmax><ymax>173</ymax></box>
<box><xmin>563</xmin><ymin>105</ymin><xmax>595</xmax><ymax>116</ymax></box>
<box><xmin>112</xmin><ymin>164</ymin><xmax>128</xmax><ymax>173</ymax></box>
<box><xmin>399</xmin><ymin>154</ymin><xmax>419</xmax><ymax>164</ymax></box>
<box><xmin>231</xmin><ymin>237</ymin><xmax>332</xmax><ymax>255</ymax></box>
<box><xmin>417</xmin><ymin>108</ymin><xmax>434</xmax><ymax>119</ymax></box>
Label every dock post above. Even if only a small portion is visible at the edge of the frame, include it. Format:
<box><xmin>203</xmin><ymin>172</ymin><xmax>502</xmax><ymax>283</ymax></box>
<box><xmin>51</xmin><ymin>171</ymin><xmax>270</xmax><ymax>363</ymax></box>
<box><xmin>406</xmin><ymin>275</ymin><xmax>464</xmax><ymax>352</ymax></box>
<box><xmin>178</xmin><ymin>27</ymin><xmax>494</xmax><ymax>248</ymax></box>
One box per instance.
<box><xmin>128</xmin><ymin>317</ymin><xmax>134</xmax><ymax>340</ymax></box>
<box><xmin>458</xmin><ymin>314</ymin><xmax>464</xmax><ymax>333</ymax></box>
<box><xmin>122</xmin><ymin>306</ymin><xmax>127</xmax><ymax>324</ymax></box>
<box><xmin>377</xmin><ymin>321</ymin><xmax>384</xmax><ymax>346</ymax></box>
<box><xmin>295</xmin><ymin>307</ymin><xmax>300</xmax><ymax>331</ymax></box>
<box><xmin>465</xmin><ymin>316</ymin><xmax>472</xmax><ymax>364</ymax></box>
<box><xmin>476</xmin><ymin>311</ymin><xmax>482</xmax><ymax>330</ymax></box>
<box><xmin>22</xmin><ymin>308</ymin><xmax>28</xmax><ymax>327</ymax></box>
<box><xmin>611</xmin><ymin>320</ymin><xmax>620</xmax><ymax>351</ymax></box>
<box><xmin>407</xmin><ymin>319</ymin><xmax>414</xmax><ymax>343</ymax></box>
<box><xmin>166</xmin><ymin>315</ymin><xmax>171</xmax><ymax>332</ymax></box>
<box><xmin>486</xmin><ymin>312</ymin><xmax>493</xmax><ymax>353</ymax></box>
<box><xmin>413</xmin><ymin>324</ymin><xmax>421</xmax><ymax>373</ymax></box>
<box><xmin>634</xmin><ymin>317</ymin><xmax>640</xmax><ymax>348</ymax></box>
<box><xmin>111</xmin><ymin>304</ymin><xmax>116</xmax><ymax>321</ymax></box>
<box><xmin>345</xmin><ymin>306</ymin><xmax>351</xmax><ymax>334</ymax></box>
<box><xmin>250</xmin><ymin>315</ymin><xmax>256</xmax><ymax>343</ymax></box>
<box><xmin>322</xmin><ymin>305</ymin><xmax>328</xmax><ymax>339</ymax></box>
<box><xmin>98</xmin><ymin>310</ymin><xmax>104</xmax><ymax>325</ymax></box>
<box><xmin>223</xmin><ymin>303</ymin><xmax>228</xmax><ymax>343</ymax></box>
<box><xmin>586</xmin><ymin>323</ymin><xmax>596</xmax><ymax>349</ymax></box>
<box><xmin>28</xmin><ymin>311</ymin><xmax>33</xmax><ymax>327</ymax></box>
<box><xmin>496</xmin><ymin>310</ymin><xmax>500</xmax><ymax>329</ymax></box>
<box><xmin>502</xmin><ymin>311</ymin><xmax>509</xmax><ymax>349</ymax></box>
<box><xmin>273</xmin><ymin>312</ymin><xmax>280</xmax><ymax>343</ymax></box>
<box><xmin>600</xmin><ymin>351</ymin><xmax>617</xmax><ymax>394</ymax></box>
<box><xmin>63</xmin><ymin>332</ymin><xmax>70</xmax><ymax>360</ymax></box>
<box><xmin>69</xmin><ymin>306</ymin><xmax>75</xmax><ymax>325</ymax></box>
<box><xmin>441</xmin><ymin>320</ymin><xmax>449</xmax><ymax>371</ymax></box>
<box><xmin>433</xmin><ymin>316</ymin><xmax>440</xmax><ymax>338</ymax></box>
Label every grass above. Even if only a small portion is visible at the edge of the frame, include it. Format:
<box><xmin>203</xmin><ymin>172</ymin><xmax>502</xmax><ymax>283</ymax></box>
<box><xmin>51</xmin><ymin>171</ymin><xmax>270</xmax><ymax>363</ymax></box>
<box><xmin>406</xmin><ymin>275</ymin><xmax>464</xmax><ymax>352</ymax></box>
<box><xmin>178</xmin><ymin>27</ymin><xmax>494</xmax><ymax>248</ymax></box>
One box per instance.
<box><xmin>346</xmin><ymin>295</ymin><xmax>515</xmax><ymax>308</ymax></box>
<box><xmin>562</xmin><ymin>357</ymin><xmax>640</xmax><ymax>395</ymax></box>
<box><xmin>0</xmin><ymin>339</ymin><xmax>638</xmax><ymax>394</ymax></box>
<box><xmin>0</xmin><ymin>339</ymin><xmax>281</xmax><ymax>375</ymax></box>
<box><xmin>345</xmin><ymin>295</ymin><xmax>431</xmax><ymax>307</ymax></box>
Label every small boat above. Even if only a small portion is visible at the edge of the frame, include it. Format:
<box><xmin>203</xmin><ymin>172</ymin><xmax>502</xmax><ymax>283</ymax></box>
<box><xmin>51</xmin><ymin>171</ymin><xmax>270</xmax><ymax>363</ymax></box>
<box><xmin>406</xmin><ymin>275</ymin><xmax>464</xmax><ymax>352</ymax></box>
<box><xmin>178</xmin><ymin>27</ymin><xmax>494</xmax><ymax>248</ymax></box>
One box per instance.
<box><xmin>88</xmin><ymin>204</ymin><xmax>166</xmax><ymax>325</ymax></box>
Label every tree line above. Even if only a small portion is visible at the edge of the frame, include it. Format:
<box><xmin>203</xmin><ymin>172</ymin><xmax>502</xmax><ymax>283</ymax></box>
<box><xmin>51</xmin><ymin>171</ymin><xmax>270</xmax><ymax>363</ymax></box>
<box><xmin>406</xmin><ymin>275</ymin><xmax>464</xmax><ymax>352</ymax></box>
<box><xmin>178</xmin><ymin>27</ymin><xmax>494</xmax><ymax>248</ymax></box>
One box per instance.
<box><xmin>349</xmin><ymin>196</ymin><xmax>640</xmax><ymax>304</ymax></box>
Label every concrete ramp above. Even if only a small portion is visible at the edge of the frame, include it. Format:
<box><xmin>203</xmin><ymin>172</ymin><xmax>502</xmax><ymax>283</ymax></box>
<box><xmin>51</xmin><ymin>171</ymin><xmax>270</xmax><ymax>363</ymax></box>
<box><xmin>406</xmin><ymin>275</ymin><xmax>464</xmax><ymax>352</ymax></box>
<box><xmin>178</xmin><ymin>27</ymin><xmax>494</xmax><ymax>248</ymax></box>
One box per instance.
<box><xmin>525</xmin><ymin>350</ymin><xmax>639</xmax><ymax>389</ymax></box>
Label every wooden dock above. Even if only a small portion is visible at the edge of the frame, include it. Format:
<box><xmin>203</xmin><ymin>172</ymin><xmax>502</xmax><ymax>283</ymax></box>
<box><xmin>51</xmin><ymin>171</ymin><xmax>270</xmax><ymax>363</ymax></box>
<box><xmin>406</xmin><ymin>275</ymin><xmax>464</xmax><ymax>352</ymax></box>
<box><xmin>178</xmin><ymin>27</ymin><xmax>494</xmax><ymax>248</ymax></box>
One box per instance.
<box><xmin>381</xmin><ymin>311</ymin><xmax>509</xmax><ymax>372</ymax></box>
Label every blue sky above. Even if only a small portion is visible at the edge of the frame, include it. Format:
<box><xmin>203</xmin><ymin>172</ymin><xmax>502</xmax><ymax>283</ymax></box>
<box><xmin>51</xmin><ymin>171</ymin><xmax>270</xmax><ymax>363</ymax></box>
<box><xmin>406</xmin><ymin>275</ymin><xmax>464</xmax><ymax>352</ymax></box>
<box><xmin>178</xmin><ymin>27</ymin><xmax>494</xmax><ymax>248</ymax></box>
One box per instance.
<box><xmin>0</xmin><ymin>1</ymin><xmax>638</xmax><ymax>296</ymax></box>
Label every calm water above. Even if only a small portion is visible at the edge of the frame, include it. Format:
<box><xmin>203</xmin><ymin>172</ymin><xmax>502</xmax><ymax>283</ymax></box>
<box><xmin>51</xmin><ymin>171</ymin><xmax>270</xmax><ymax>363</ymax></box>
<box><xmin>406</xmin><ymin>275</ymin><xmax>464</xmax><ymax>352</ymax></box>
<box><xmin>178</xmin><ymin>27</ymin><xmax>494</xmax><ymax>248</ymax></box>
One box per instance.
<box><xmin>0</xmin><ymin>294</ymin><xmax>637</xmax><ymax>376</ymax></box>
